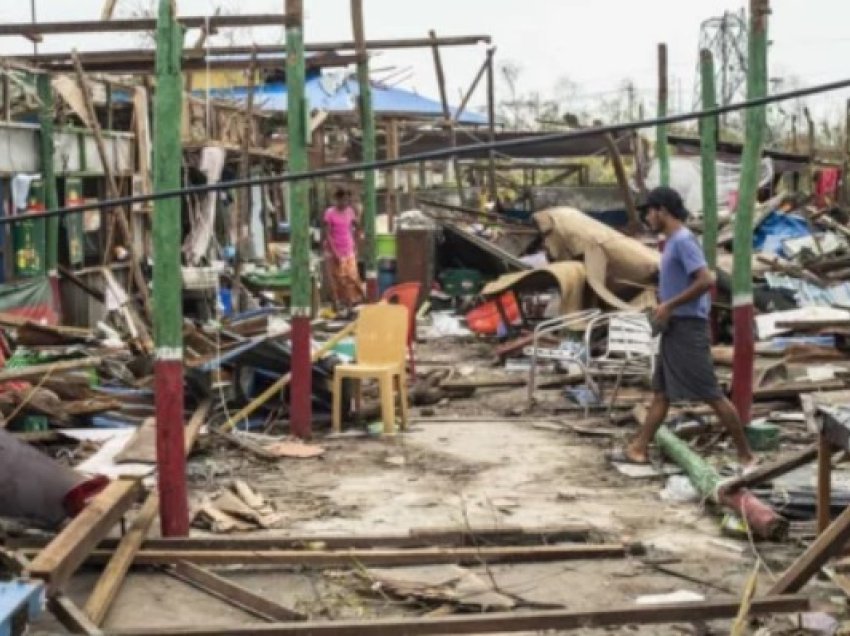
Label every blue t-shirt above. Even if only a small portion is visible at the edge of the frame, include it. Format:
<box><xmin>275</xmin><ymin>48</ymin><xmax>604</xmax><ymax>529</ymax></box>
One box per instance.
<box><xmin>660</xmin><ymin>227</ymin><xmax>710</xmax><ymax>319</ymax></box>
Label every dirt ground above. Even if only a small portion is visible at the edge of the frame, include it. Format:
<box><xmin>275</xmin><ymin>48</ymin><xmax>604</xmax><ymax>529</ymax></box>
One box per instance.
<box><xmin>28</xmin><ymin>337</ymin><xmax>848</xmax><ymax>634</ymax></box>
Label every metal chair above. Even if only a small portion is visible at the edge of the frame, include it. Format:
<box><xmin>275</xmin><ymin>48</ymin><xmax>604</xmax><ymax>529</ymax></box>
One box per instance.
<box><xmin>583</xmin><ymin>312</ymin><xmax>656</xmax><ymax>417</ymax></box>
<box><xmin>525</xmin><ymin>309</ymin><xmax>601</xmax><ymax>405</ymax></box>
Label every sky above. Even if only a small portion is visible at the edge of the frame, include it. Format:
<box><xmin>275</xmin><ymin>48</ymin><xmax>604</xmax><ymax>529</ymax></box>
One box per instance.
<box><xmin>3</xmin><ymin>0</ymin><xmax>850</xmax><ymax>122</ymax></box>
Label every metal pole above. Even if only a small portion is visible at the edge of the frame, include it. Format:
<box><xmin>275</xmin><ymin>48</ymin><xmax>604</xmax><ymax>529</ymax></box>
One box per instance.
<box><xmin>36</xmin><ymin>73</ymin><xmax>60</xmax><ymax>306</ymax></box>
<box><xmin>153</xmin><ymin>0</ymin><xmax>189</xmax><ymax>537</ymax></box>
<box><xmin>351</xmin><ymin>0</ymin><xmax>377</xmax><ymax>300</ymax></box>
<box><xmin>731</xmin><ymin>0</ymin><xmax>769</xmax><ymax>428</ymax></box>
<box><xmin>286</xmin><ymin>0</ymin><xmax>312</xmax><ymax>438</ymax></box>
<box><xmin>657</xmin><ymin>43</ymin><xmax>670</xmax><ymax>186</ymax></box>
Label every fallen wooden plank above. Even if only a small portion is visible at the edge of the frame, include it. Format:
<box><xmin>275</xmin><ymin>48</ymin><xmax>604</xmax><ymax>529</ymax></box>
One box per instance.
<box><xmin>107</xmin><ymin>594</ymin><xmax>811</xmax><ymax>636</ymax></box>
<box><xmin>167</xmin><ymin>561</ymin><xmax>306</xmax><ymax>622</ymax></box>
<box><xmin>718</xmin><ymin>444</ymin><xmax>818</xmax><ymax>494</ymax></box>
<box><xmin>770</xmin><ymin>502</ymin><xmax>850</xmax><ymax>594</ymax></box>
<box><xmin>753</xmin><ymin>380</ymin><xmax>846</xmax><ymax>401</ymax></box>
<box><xmin>49</xmin><ymin>594</ymin><xmax>105</xmax><ymax>635</ymax></box>
<box><xmin>775</xmin><ymin>319</ymin><xmax>850</xmax><ymax>331</ymax></box>
<box><xmin>28</xmin><ymin>477</ymin><xmax>142</xmax><ymax>594</ymax></box>
<box><xmin>43</xmin><ymin>544</ymin><xmax>631</xmax><ymax>568</ymax></box>
<box><xmin>0</xmin><ymin>357</ymin><xmax>102</xmax><ymax>384</ymax></box>
<box><xmin>12</xmin><ymin>525</ymin><xmax>595</xmax><ymax>551</ymax></box>
<box><xmin>82</xmin><ymin>400</ymin><xmax>212</xmax><ymax>625</ymax></box>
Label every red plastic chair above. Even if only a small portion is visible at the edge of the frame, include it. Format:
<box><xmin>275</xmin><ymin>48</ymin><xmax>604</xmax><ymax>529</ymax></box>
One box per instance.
<box><xmin>381</xmin><ymin>282</ymin><xmax>422</xmax><ymax>377</ymax></box>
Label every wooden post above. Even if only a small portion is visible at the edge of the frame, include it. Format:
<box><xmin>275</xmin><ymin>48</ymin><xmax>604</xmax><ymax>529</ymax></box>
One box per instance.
<box><xmin>804</xmin><ymin>106</ymin><xmax>816</xmax><ymax>193</ymax></box>
<box><xmin>731</xmin><ymin>0</ymin><xmax>769</xmax><ymax>428</ymax></box>
<box><xmin>603</xmin><ymin>134</ymin><xmax>639</xmax><ymax>232</ymax></box>
<box><xmin>818</xmin><ymin>435</ymin><xmax>833</xmax><ymax>535</ymax></box>
<box><xmin>233</xmin><ymin>51</ymin><xmax>258</xmax><ymax>314</ymax></box>
<box><xmin>385</xmin><ymin>118</ymin><xmax>400</xmax><ymax>230</ymax></box>
<box><xmin>287</xmin><ymin>0</ymin><xmax>312</xmax><ymax>438</ymax></box>
<box><xmin>351</xmin><ymin>0</ymin><xmax>378</xmax><ymax>300</ymax></box>
<box><xmin>486</xmin><ymin>47</ymin><xmax>498</xmax><ymax>204</ymax></box>
<box><xmin>453</xmin><ymin>48</ymin><xmax>493</xmax><ymax>126</ymax></box>
<box><xmin>36</xmin><ymin>73</ymin><xmax>61</xmax><ymax>309</ymax></box>
<box><xmin>657</xmin><ymin>43</ymin><xmax>670</xmax><ymax>187</ymax></box>
<box><xmin>430</xmin><ymin>30</ymin><xmax>464</xmax><ymax>205</ymax></box>
<box><xmin>152</xmin><ymin>0</ymin><xmax>188</xmax><ymax>536</ymax></box>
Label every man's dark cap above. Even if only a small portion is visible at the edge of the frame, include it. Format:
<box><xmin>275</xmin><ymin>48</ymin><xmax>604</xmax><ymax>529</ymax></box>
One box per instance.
<box><xmin>637</xmin><ymin>186</ymin><xmax>689</xmax><ymax>221</ymax></box>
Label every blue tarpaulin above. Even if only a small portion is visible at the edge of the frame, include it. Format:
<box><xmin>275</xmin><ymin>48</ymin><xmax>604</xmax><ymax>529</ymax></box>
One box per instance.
<box><xmin>753</xmin><ymin>211</ymin><xmax>811</xmax><ymax>256</ymax></box>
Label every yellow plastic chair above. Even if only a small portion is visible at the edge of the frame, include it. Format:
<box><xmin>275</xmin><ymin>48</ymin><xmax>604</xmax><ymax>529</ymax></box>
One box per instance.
<box><xmin>332</xmin><ymin>303</ymin><xmax>410</xmax><ymax>435</ymax></box>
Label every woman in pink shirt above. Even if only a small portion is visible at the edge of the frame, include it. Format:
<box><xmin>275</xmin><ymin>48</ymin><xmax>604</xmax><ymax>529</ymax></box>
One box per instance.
<box><xmin>323</xmin><ymin>188</ymin><xmax>365</xmax><ymax>314</ymax></box>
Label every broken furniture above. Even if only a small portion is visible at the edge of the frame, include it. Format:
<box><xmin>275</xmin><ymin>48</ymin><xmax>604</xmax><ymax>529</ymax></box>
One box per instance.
<box><xmin>332</xmin><ymin>304</ymin><xmax>410</xmax><ymax>435</ymax></box>
<box><xmin>381</xmin><ymin>281</ymin><xmax>422</xmax><ymax>377</ymax></box>
<box><xmin>582</xmin><ymin>312</ymin><xmax>655</xmax><ymax>417</ymax></box>
<box><xmin>525</xmin><ymin>309</ymin><xmax>600</xmax><ymax>406</ymax></box>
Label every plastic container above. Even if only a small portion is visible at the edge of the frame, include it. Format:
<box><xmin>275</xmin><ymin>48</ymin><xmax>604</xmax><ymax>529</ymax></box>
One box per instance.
<box><xmin>745</xmin><ymin>421</ymin><xmax>780</xmax><ymax>451</ymax></box>
<box><xmin>376</xmin><ymin>234</ymin><xmax>397</xmax><ymax>259</ymax></box>
<box><xmin>378</xmin><ymin>260</ymin><xmax>397</xmax><ymax>297</ymax></box>
<box><xmin>466</xmin><ymin>292</ymin><xmax>520</xmax><ymax>335</ymax></box>
<box><xmin>439</xmin><ymin>268</ymin><xmax>483</xmax><ymax>297</ymax></box>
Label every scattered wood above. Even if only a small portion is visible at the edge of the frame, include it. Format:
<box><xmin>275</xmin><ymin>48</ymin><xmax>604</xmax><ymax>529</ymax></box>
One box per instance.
<box><xmin>0</xmin><ymin>357</ymin><xmax>102</xmax><ymax>384</ymax></box>
<box><xmin>753</xmin><ymin>380</ymin><xmax>846</xmax><ymax>401</ymax></box>
<box><xmin>49</xmin><ymin>594</ymin><xmax>104</xmax><ymax>635</ymax></box>
<box><xmin>57</xmin><ymin>543</ymin><xmax>632</xmax><ymax>568</ymax></box>
<box><xmin>718</xmin><ymin>444</ymin><xmax>818</xmax><ymax>494</ymax></box>
<box><xmin>28</xmin><ymin>477</ymin><xmax>143</xmax><ymax>594</ymax></box>
<box><xmin>167</xmin><ymin>562</ymin><xmax>307</xmax><ymax>622</ymax></box>
<box><xmin>103</xmin><ymin>595</ymin><xmax>811</xmax><ymax>636</ymax></box>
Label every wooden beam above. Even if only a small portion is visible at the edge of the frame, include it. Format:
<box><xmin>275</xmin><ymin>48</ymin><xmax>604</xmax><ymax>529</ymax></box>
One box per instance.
<box><xmin>429</xmin><ymin>29</ymin><xmax>463</xmax><ymax>204</ymax></box>
<box><xmin>71</xmin><ymin>51</ymin><xmax>152</xmax><ymax>321</ymax></box>
<box><xmin>52</xmin><ymin>544</ymin><xmax>631</xmax><ymax>568</ymax></box>
<box><xmin>604</xmin><ymin>133</ymin><xmax>640</xmax><ymax>231</ymax></box>
<box><xmin>13</xmin><ymin>525</ymin><xmax>594</xmax><ymax>552</ymax></box>
<box><xmin>769</xmin><ymin>500</ymin><xmax>850</xmax><ymax>593</ymax></box>
<box><xmin>100</xmin><ymin>0</ymin><xmax>120</xmax><ymax>20</ymax></box>
<box><xmin>167</xmin><ymin>562</ymin><xmax>306</xmax><ymax>622</ymax></box>
<box><xmin>107</xmin><ymin>595</ymin><xmax>811</xmax><ymax>636</ymax></box>
<box><xmin>49</xmin><ymin>595</ymin><xmax>104</xmax><ymax>635</ymax></box>
<box><xmin>0</xmin><ymin>356</ymin><xmax>101</xmax><ymax>383</ymax></box>
<box><xmin>0</xmin><ymin>14</ymin><xmax>297</xmax><ymax>37</ymax></box>
<box><xmin>717</xmin><ymin>443</ymin><xmax>817</xmax><ymax>494</ymax></box>
<box><xmin>452</xmin><ymin>48</ymin><xmax>494</xmax><ymax>125</ymax></box>
<box><xmin>28</xmin><ymin>478</ymin><xmax>143</xmax><ymax>594</ymax></box>
<box><xmin>83</xmin><ymin>400</ymin><xmax>212</xmax><ymax>625</ymax></box>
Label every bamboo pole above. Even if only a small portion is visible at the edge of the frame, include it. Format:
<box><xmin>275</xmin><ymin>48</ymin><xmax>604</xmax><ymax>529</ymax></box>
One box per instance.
<box><xmin>731</xmin><ymin>0</ymin><xmax>770</xmax><ymax>427</ymax></box>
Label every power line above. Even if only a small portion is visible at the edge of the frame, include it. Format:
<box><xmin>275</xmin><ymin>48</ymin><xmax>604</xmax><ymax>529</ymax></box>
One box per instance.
<box><xmin>8</xmin><ymin>73</ymin><xmax>850</xmax><ymax>227</ymax></box>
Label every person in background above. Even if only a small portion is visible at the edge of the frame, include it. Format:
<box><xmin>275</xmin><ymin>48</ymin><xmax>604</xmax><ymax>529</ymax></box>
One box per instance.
<box><xmin>323</xmin><ymin>188</ymin><xmax>365</xmax><ymax>317</ymax></box>
<box><xmin>608</xmin><ymin>186</ymin><xmax>757</xmax><ymax>472</ymax></box>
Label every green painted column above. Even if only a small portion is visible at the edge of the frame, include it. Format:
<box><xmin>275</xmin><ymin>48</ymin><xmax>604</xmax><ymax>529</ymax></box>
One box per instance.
<box><xmin>152</xmin><ymin>0</ymin><xmax>188</xmax><ymax>536</ymax></box>
<box><xmin>36</xmin><ymin>74</ymin><xmax>59</xmax><ymax>276</ymax></box>
<box><xmin>352</xmin><ymin>0</ymin><xmax>377</xmax><ymax>300</ymax></box>
<box><xmin>657</xmin><ymin>43</ymin><xmax>670</xmax><ymax>186</ymax></box>
<box><xmin>731</xmin><ymin>0</ymin><xmax>770</xmax><ymax>427</ymax></box>
<box><xmin>699</xmin><ymin>50</ymin><xmax>718</xmax><ymax>271</ymax></box>
<box><xmin>286</xmin><ymin>0</ymin><xmax>313</xmax><ymax>438</ymax></box>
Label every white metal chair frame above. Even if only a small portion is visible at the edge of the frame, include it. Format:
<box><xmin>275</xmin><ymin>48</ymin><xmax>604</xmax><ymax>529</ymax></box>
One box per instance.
<box><xmin>583</xmin><ymin>312</ymin><xmax>655</xmax><ymax>417</ymax></box>
<box><xmin>525</xmin><ymin>309</ymin><xmax>601</xmax><ymax>405</ymax></box>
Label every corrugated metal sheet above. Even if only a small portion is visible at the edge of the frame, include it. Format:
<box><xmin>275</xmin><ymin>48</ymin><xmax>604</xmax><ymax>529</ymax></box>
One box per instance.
<box><xmin>764</xmin><ymin>273</ymin><xmax>850</xmax><ymax>307</ymax></box>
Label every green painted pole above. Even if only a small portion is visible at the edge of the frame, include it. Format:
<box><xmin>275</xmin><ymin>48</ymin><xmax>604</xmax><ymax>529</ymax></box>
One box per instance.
<box><xmin>36</xmin><ymin>73</ymin><xmax>61</xmax><ymax>311</ymax></box>
<box><xmin>153</xmin><ymin>0</ymin><xmax>189</xmax><ymax>536</ymax></box>
<box><xmin>731</xmin><ymin>0</ymin><xmax>770</xmax><ymax>428</ymax></box>
<box><xmin>699</xmin><ymin>50</ymin><xmax>718</xmax><ymax>271</ymax></box>
<box><xmin>657</xmin><ymin>43</ymin><xmax>670</xmax><ymax>186</ymax></box>
<box><xmin>352</xmin><ymin>0</ymin><xmax>377</xmax><ymax>300</ymax></box>
<box><xmin>700</xmin><ymin>50</ymin><xmax>719</xmax><ymax>343</ymax></box>
<box><xmin>36</xmin><ymin>75</ymin><xmax>59</xmax><ymax>274</ymax></box>
<box><xmin>655</xmin><ymin>426</ymin><xmax>786</xmax><ymax>539</ymax></box>
<box><xmin>286</xmin><ymin>0</ymin><xmax>313</xmax><ymax>438</ymax></box>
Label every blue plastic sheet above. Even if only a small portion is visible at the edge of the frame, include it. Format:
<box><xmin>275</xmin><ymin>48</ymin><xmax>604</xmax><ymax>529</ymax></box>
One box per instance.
<box><xmin>753</xmin><ymin>211</ymin><xmax>811</xmax><ymax>256</ymax></box>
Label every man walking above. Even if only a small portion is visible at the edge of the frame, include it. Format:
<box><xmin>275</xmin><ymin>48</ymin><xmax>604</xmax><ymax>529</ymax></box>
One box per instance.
<box><xmin>610</xmin><ymin>186</ymin><xmax>756</xmax><ymax>471</ymax></box>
